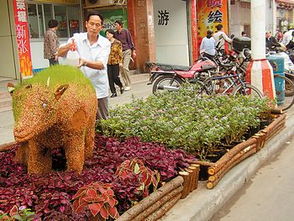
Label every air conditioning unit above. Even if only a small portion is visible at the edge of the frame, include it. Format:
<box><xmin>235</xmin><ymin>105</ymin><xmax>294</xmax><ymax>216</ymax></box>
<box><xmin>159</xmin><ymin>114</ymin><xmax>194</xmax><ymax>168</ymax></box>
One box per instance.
<box><xmin>85</xmin><ymin>0</ymin><xmax>114</xmax><ymax>8</ymax></box>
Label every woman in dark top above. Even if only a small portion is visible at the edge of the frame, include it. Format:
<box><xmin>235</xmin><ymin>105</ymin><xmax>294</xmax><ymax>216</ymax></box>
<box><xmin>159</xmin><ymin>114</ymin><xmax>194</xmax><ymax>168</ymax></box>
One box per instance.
<box><xmin>105</xmin><ymin>29</ymin><xmax>124</xmax><ymax>97</ymax></box>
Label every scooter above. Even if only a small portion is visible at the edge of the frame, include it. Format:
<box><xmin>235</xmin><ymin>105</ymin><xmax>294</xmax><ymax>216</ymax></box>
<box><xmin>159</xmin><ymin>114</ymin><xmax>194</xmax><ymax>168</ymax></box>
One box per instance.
<box><xmin>146</xmin><ymin>57</ymin><xmax>217</xmax><ymax>94</ymax></box>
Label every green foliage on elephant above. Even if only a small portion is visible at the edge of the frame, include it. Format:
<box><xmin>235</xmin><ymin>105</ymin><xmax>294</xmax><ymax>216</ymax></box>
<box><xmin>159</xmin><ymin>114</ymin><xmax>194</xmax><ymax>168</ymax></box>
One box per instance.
<box><xmin>9</xmin><ymin>65</ymin><xmax>97</xmax><ymax>174</ymax></box>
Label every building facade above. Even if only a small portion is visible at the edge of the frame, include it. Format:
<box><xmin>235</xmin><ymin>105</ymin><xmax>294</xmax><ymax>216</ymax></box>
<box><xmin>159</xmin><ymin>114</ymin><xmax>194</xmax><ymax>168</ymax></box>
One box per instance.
<box><xmin>2</xmin><ymin>0</ymin><xmax>292</xmax><ymax>80</ymax></box>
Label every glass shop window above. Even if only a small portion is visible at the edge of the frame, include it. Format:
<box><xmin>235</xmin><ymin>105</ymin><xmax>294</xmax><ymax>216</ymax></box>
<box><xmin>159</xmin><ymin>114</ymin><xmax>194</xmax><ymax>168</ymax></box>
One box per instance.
<box><xmin>43</xmin><ymin>4</ymin><xmax>53</xmax><ymax>31</ymax></box>
<box><xmin>54</xmin><ymin>5</ymin><xmax>68</xmax><ymax>38</ymax></box>
<box><xmin>68</xmin><ymin>6</ymin><xmax>80</xmax><ymax>37</ymax></box>
<box><xmin>27</xmin><ymin>4</ymin><xmax>39</xmax><ymax>38</ymax></box>
<box><xmin>27</xmin><ymin>3</ymin><xmax>80</xmax><ymax>39</ymax></box>
<box><xmin>38</xmin><ymin>5</ymin><xmax>45</xmax><ymax>38</ymax></box>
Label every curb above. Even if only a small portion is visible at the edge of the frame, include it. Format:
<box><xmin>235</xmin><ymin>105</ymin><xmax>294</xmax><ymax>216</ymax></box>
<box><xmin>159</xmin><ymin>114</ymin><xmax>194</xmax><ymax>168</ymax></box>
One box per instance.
<box><xmin>161</xmin><ymin>114</ymin><xmax>294</xmax><ymax>221</ymax></box>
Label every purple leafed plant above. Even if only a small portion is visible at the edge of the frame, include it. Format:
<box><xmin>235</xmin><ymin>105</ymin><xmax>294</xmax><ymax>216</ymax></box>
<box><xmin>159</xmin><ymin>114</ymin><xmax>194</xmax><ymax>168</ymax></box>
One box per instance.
<box><xmin>0</xmin><ymin>135</ymin><xmax>195</xmax><ymax>219</ymax></box>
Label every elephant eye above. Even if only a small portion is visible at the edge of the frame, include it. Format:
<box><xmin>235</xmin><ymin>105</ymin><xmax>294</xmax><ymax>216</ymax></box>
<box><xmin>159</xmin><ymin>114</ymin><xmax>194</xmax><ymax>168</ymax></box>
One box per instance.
<box><xmin>42</xmin><ymin>103</ymin><xmax>47</xmax><ymax>108</ymax></box>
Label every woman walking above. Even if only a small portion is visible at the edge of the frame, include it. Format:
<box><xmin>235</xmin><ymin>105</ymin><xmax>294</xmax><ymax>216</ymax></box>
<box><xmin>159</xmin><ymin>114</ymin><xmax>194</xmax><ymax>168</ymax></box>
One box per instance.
<box><xmin>105</xmin><ymin>29</ymin><xmax>124</xmax><ymax>97</ymax></box>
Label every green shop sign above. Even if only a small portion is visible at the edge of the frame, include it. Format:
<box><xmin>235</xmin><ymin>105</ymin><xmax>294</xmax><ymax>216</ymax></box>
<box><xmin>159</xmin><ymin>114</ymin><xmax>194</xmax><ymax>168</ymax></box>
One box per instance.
<box><xmin>99</xmin><ymin>8</ymin><xmax>128</xmax><ymax>35</ymax></box>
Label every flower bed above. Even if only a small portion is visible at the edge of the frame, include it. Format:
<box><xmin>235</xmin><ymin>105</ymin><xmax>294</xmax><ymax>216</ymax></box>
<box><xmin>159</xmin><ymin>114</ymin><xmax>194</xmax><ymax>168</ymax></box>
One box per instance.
<box><xmin>98</xmin><ymin>87</ymin><xmax>271</xmax><ymax>161</ymax></box>
<box><xmin>97</xmin><ymin>86</ymin><xmax>277</xmax><ymax>190</ymax></box>
<box><xmin>0</xmin><ymin>135</ymin><xmax>195</xmax><ymax>220</ymax></box>
<box><xmin>194</xmin><ymin>113</ymin><xmax>286</xmax><ymax>189</ymax></box>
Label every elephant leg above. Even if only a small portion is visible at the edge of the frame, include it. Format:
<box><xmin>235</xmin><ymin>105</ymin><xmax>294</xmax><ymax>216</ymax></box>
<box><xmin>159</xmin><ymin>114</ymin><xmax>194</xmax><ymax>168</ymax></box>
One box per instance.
<box><xmin>27</xmin><ymin>140</ymin><xmax>52</xmax><ymax>174</ymax></box>
<box><xmin>84</xmin><ymin>118</ymin><xmax>95</xmax><ymax>159</ymax></box>
<box><xmin>14</xmin><ymin>142</ymin><xmax>28</xmax><ymax>165</ymax></box>
<box><xmin>65</xmin><ymin>133</ymin><xmax>85</xmax><ymax>174</ymax></box>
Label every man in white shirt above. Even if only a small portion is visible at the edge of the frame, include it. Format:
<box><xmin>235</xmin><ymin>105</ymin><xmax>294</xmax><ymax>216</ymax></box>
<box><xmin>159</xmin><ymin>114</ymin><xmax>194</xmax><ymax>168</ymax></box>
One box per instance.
<box><xmin>213</xmin><ymin>24</ymin><xmax>232</xmax><ymax>50</ymax></box>
<box><xmin>58</xmin><ymin>13</ymin><xmax>111</xmax><ymax>120</ymax></box>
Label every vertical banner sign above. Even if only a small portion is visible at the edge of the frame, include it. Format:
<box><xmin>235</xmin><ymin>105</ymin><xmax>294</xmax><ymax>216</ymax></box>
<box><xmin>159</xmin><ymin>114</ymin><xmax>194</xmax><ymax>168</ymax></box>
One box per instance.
<box><xmin>13</xmin><ymin>0</ymin><xmax>33</xmax><ymax>78</ymax></box>
<box><xmin>197</xmin><ymin>0</ymin><xmax>229</xmax><ymax>52</ymax></box>
<box><xmin>190</xmin><ymin>0</ymin><xmax>198</xmax><ymax>61</ymax></box>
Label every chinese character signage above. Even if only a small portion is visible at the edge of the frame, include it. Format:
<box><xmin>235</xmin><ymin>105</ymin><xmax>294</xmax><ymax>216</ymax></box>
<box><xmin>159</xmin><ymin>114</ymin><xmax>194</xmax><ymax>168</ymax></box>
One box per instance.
<box><xmin>13</xmin><ymin>0</ymin><xmax>33</xmax><ymax>78</ymax></box>
<box><xmin>158</xmin><ymin>10</ymin><xmax>170</xmax><ymax>26</ymax></box>
<box><xmin>197</xmin><ymin>0</ymin><xmax>229</xmax><ymax>45</ymax></box>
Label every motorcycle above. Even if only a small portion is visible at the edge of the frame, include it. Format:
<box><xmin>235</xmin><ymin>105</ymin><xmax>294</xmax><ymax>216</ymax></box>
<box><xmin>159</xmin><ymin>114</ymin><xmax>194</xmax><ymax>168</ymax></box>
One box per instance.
<box><xmin>146</xmin><ymin>57</ymin><xmax>217</xmax><ymax>94</ymax></box>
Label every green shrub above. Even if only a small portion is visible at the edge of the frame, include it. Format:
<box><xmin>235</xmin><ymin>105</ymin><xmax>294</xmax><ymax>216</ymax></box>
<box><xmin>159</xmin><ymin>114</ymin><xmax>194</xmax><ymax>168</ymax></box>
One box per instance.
<box><xmin>98</xmin><ymin>85</ymin><xmax>270</xmax><ymax>160</ymax></box>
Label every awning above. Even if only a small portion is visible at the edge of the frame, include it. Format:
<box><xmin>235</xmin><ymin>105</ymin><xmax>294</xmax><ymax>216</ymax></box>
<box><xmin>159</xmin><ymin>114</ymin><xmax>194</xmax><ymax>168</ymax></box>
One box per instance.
<box><xmin>276</xmin><ymin>0</ymin><xmax>294</xmax><ymax>9</ymax></box>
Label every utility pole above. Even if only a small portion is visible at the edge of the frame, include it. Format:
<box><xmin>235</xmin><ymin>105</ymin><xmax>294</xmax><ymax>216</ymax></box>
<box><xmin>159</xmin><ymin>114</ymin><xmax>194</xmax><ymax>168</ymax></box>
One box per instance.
<box><xmin>247</xmin><ymin>0</ymin><xmax>275</xmax><ymax>99</ymax></box>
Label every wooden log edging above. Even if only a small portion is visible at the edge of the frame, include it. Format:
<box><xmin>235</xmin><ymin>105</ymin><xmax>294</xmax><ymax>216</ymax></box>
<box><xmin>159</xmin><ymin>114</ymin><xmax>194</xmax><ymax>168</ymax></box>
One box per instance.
<box><xmin>207</xmin><ymin>137</ymin><xmax>257</xmax><ymax>176</ymax></box>
<box><xmin>144</xmin><ymin>194</ymin><xmax>181</xmax><ymax>221</ymax></box>
<box><xmin>117</xmin><ymin>176</ymin><xmax>184</xmax><ymax>221</ymax></box>
<box><xmin>179</xmin><ymin>164</ymin><xmax>200</xmax><ymax>199</ymax></box>
<box><xmin>262</xmin><ymin>114</ymin><xmax>286</xmax><ymax>141</ymax></box>
<box><xmin>207</xmin><ymin>144</ymin><xmax>257</xmax><ymax>189</ymax></box>
<box><xmin>132</xmin><ymin>186</ymin><xmax>183</xmax><ymax>221</ymax></box>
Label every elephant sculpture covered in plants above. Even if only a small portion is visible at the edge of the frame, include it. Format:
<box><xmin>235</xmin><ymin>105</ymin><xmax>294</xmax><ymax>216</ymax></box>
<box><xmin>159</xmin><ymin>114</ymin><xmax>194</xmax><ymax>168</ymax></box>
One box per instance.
<box><xmin>9</xmin><ymin>65</ymin><xmax>97</xmax><ymax>174</ymax></box>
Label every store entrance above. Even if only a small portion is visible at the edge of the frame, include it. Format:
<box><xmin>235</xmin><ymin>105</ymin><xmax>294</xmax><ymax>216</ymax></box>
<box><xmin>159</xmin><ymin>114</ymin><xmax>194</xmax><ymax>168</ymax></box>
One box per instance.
<box><xmin>0</xmin><ymin>0</ymin><xmax>18</xmax><ymax>79</ymax></box>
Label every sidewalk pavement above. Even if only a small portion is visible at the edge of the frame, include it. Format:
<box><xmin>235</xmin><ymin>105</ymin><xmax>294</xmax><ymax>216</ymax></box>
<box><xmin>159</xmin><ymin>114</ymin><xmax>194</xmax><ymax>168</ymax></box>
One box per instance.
<box><xmin>160</xmin><ymin>108</ymin><xmax>294</xmax><ymax>221</ymax></box>
<box><xmin>0</xmin><ymin>72</ymin><xmax>150</xmax><ymax>145</ymax></box>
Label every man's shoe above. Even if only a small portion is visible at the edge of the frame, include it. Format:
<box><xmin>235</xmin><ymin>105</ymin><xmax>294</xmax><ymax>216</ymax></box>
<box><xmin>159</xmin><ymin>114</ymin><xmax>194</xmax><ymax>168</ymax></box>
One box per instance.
<box><xmin>120</xmin><ymin>87</ymin><xmax>124</xmax><ymax>94</ymax></box>
<box><xmin>110</xmin><ymin>93</ymin><xmax>117</xmax><ymax>98</ymax></box>
<box><xmin>124</xmin><ymin>86</ymin><xmax>131</xmax><ymax>91</ymax></box>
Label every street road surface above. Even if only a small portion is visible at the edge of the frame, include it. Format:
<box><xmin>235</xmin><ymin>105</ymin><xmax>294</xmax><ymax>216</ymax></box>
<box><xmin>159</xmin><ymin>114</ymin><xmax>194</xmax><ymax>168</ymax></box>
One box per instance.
<box><xmin>212</xmin><ymin>134</ymin><xmax>294</xmax><ymax>221</ymax></box>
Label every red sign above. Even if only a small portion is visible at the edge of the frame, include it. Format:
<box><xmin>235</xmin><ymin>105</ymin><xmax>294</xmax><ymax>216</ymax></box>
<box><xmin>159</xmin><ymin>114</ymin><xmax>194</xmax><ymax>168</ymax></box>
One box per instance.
<box><xmin>197</xmin><ymin>0</ymin><xmax>229</xmax><ymax>54</ymax></box>
<box><xmin>13</xmin><ymin>0</ymin><xmax>33</xmax><ymax>78</ymax></box>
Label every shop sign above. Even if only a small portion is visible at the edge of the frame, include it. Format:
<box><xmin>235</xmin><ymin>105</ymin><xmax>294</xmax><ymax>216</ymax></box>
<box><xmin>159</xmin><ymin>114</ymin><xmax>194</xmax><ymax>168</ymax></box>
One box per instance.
<box><xmin>35</xmin><ymin>0</ymin><xmax>79</xmax><ymax>4</ymax></box>
<box><xmin>197</xmin><ymin>0</ymin><xmax>229</xmax><ymax>44</ymax></box>
<box><xmin>98</xmin><ymin>8</ymin><xmax>128</xmax><ymax>31</ymax></box>
<box><xmin>157</xmin><ymin>10</ymin><xmax>170</xmax><ymax>26</ymax></box>
<box><xmin>13</xmin><ymin>0</ymin><xmax>33</xmax><ymax>78</ymax></box>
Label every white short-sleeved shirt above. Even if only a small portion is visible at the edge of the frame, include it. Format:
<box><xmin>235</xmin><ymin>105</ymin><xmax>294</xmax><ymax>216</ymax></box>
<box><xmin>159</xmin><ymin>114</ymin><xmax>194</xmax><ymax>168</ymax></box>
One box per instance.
<box><xmin>200</xmin><ymin>37</ymin><xmax>216</xmax><ymax>56</ymax></box>
<box><xmin>67</xmin><ymin>32</ymin><xmax>111</xmax><ymax>99</ymax></box>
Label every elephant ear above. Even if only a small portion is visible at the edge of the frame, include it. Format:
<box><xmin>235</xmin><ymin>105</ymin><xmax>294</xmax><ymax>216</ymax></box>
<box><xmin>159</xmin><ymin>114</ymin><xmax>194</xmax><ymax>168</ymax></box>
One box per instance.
<box><xmin>54</xmin><ymin>84</ymin><xmax>69</xmax><ymax>100</ymax></box>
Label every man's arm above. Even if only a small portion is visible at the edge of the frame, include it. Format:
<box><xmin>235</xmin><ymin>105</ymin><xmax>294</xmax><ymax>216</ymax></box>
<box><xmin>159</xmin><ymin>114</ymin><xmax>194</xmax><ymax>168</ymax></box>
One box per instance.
<box><xmin>57</xmin><ymin>43</ymin><xmax>72</xmax><ymax>57</ymax></box>
<box><xmin>222</xmin><ymin>32</ymin><xmax>232</xmax><ymax>43</ymax></box>
<box><xmin>78</xmin><ymin>59</ymin><xmax>105</xmax><ymax>70</ymax></box>
<box><xmin>78</xmin><ymin>40</ymin><xmax>111</xmax><ymax>70</ymax></box>
<box><xmin>126</xmin><ymin>29</ymin><xmax>136</xmax><ymax>57</ymax></box>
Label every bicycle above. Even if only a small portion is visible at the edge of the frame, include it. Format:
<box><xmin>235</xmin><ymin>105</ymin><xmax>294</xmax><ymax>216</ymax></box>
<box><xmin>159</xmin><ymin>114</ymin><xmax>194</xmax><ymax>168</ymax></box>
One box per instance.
<box><xmin>196</xmin><ymin>67</ymin><xmax>263</xmax><ymax>98</ymax></box>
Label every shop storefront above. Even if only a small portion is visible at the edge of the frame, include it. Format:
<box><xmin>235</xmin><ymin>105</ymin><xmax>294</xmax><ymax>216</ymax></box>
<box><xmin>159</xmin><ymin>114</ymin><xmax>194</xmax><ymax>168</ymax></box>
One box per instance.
<box><xmin>276</xmin><ymin>0</ymin><xmax>294</xmax><ymax>32</ymax></box>
<box><xmin>229</xmin><ymin>0</ymin><xmax>275</xmax><ymax>37</ymax></box>
<box><xmin>27</xmin><ymin>0</ymin><xmax>82</xmax><ymax>71</ymax></box>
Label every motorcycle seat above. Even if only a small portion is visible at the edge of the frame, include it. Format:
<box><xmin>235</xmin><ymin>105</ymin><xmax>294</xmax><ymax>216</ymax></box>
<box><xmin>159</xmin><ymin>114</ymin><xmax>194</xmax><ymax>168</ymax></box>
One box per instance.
<box><xmin>153</xmin><ymin>63</ymin><xmax>191</xmax><ymax>71</ymax></box>
<box><xmin>200</xmin><ymin>65</ymin><xmax>217</xmax><ymax>71</ymax></box>
<box><xmin>221</xmin><ymin>63</ymin><xmax>235</xmax><ymax>68</ymax></box>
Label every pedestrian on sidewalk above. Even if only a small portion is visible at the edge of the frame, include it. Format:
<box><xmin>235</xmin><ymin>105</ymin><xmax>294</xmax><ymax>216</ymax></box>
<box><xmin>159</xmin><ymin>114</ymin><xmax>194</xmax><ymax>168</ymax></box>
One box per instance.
<box><xmin>58</xmin><ymin>12</ymin><xmax>111</xmax><ymax>120</ymax></box>
<box><xmin>44</xmin><ymin>19</ymin><xmax>60</xmax><ymax>66</ymax></box>
<box><xmin>114</xmin><ymin>20</ymin><xmax>136</xmax><ymax>91</ymax></box>
<box><xmin>105</xmin><ymin>29</ymin><xmax>124</xmax><ymax>98</ymax></box>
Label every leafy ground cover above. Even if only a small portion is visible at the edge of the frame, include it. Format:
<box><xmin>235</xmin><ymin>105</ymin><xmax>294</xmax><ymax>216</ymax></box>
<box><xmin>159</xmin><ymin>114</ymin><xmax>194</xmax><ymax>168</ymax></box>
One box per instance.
<box><xmin>98</xmin><ymin>86</ymin><xmax>271</xmax><ymax>160</ymax></box>
<box><xmin>0</xmin><ymin>135</ymin><xmax>194</xmax><ymax>220</ymax></box>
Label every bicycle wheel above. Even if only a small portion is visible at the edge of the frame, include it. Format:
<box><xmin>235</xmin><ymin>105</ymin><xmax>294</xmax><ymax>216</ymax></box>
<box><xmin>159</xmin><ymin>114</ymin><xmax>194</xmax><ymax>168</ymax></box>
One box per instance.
<box><xmin>232</xmin><ymin>83</ymin><xmax>263</xmax><ymax>98</ymax></box>
<box><xmin>273</xmin><ymin>74</ymin><xmax>294</xmax><ymax>111</ymax></box>
<box><xmin>204</xmin><ymin>77</ymin><xmax>235</xmax><ymax>95</ymax></box>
